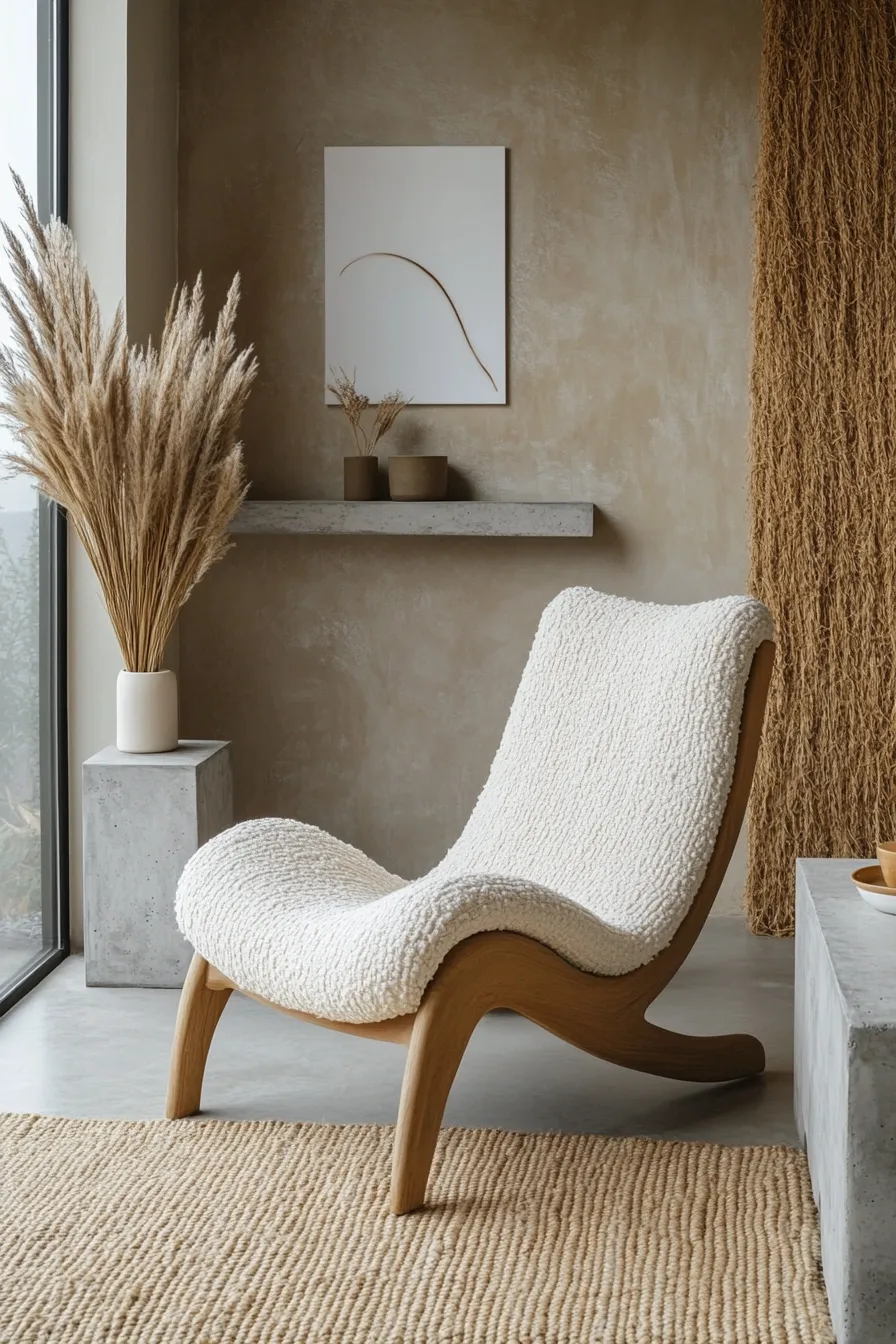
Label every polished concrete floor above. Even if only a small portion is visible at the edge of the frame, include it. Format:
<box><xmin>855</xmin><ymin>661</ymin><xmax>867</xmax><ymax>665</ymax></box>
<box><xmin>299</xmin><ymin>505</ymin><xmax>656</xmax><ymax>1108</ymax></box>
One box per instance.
<box><xmin>0</xmin><ymin>918</ymin><xmax>797</xmax><ymax>1146</ymax></box>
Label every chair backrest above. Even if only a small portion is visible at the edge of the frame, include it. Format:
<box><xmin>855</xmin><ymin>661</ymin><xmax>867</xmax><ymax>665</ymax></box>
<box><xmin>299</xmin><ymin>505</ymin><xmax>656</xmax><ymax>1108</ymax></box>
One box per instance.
<box><xmin>437</xmin><ymin>587</ymin><xmax>773</xmax><ymax>958</ymax></box>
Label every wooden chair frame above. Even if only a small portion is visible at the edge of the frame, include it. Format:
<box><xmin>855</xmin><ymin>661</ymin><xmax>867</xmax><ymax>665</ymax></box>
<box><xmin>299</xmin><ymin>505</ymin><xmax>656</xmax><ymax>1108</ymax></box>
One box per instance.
<box><xmin>166</xmin><ymin>641</ymin><xmax>775</xmax><ymax>1215</ymax></box>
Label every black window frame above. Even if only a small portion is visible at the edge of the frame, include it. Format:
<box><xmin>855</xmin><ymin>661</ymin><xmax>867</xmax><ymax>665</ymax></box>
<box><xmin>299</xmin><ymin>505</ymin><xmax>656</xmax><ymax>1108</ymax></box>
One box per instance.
<box><xmin>0</xmin><ymin>0</ymin><xmax>69</xmax><ymax>1018</ymax></box>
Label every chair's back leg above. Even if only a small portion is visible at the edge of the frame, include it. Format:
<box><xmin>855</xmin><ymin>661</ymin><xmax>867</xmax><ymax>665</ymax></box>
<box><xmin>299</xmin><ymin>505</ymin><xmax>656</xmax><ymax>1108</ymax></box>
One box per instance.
<box><xmin>600</xmin><ymin>1018</ymin><xmax>765</xmax><ymax>1083</ymax></box>
<box><xmin>166</xmin><ymin>953</ymin><xmax>233</xmax><ymax>1119</ymax></box>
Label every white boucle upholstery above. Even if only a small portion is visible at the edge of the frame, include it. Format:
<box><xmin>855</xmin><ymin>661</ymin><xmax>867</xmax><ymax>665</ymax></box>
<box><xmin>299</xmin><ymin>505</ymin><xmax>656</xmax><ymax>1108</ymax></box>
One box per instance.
<box><xmin>176</xmin><ymin>588</ymin><xmax>773</xmax><ymax>1023</ymax></box>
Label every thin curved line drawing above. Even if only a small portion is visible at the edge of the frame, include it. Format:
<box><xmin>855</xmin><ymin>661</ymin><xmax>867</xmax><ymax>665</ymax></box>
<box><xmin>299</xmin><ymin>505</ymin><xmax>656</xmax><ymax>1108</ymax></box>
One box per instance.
<box><xmin>339</xmin><ymin>251</ymin><xmax>499</xmax><ymax>394</ymax></box>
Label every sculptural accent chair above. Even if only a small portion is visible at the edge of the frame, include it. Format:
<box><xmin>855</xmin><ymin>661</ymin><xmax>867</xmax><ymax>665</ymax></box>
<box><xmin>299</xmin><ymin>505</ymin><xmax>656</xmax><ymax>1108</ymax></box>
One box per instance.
<box><xmin>167</xmin><ymin>588</ymin><xmax>775</xmax><ymax>1214</ymax></box>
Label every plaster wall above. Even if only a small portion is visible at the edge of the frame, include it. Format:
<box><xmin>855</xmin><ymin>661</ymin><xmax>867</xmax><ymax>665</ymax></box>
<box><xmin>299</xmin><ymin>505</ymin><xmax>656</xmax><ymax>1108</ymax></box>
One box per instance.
<box><xmin>178</xmin><ymin>0</ymin><xmax>761</xmax><ymax>907</ymax></box>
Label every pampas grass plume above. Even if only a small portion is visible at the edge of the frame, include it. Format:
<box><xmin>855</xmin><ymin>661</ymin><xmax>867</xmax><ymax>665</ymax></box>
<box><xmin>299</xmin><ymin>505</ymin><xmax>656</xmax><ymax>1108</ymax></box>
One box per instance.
<box><xmin>0</xmin><ymin>173</ymin><xmax>257</xmax><ymax>672</ymax></box>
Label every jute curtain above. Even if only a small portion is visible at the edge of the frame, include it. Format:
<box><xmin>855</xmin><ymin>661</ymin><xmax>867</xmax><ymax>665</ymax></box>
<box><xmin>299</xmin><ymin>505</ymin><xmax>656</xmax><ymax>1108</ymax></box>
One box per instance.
<box><xmin>747</xmin><ymin>0</ymin><xmax>896</xmax><ymax>933</ymax></box>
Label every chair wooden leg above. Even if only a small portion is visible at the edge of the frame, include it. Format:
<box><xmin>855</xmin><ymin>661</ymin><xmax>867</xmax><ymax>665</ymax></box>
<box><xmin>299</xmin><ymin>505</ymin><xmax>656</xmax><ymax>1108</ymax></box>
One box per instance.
<box><xmin>390</xmin><ymin>993</ymin><xmax>484</xmax><ymax>1216</ymax></box>
<box><xmin>606</xmin><ymin>1018</ymin><xmax>765</xmax><ymax>1083</ymax></box>
<box><xmin>165</xmin><ymin>953</ymin><xmax>232</xmax><ymax>1119</ymax></box>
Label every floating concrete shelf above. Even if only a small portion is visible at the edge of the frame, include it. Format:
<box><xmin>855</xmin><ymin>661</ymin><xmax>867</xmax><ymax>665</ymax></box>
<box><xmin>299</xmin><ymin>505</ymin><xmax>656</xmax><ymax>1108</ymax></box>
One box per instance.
<box><xmin>231</xmin><ymin>501</ymin><xmax>594</xmax><ymax>538</ymax></box>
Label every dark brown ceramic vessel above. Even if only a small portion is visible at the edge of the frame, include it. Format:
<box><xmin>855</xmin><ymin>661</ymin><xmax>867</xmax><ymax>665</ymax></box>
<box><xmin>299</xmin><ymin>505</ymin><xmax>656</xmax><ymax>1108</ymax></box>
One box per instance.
<box><xmin>344</xmin><ymin>455</ymin><xmax>379</xmax><ymax>501</ymax></box>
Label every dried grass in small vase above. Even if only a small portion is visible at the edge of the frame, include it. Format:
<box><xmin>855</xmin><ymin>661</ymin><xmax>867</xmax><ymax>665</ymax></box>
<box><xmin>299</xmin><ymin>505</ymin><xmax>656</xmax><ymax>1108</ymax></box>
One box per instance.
<box><xmin>327</xmin><ymin>368</ymin><xmax>411</xmax><ymax>502</ymax></box>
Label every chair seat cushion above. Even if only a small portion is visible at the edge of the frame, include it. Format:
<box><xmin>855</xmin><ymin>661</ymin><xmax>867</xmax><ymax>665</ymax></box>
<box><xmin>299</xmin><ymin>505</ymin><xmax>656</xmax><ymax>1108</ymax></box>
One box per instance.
<box><xmin>176</xmin><ymin>817</ymin><xmax>650</xmax><ymax>1023</ymax></box>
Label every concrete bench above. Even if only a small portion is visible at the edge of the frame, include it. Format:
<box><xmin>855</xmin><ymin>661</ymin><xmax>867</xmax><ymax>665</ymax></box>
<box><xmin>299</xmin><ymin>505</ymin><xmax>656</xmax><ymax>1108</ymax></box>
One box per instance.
<box><xmin>795</xmin><ymin>858</ymin><xmax>896</xmax><ymax>1344</ymax></box>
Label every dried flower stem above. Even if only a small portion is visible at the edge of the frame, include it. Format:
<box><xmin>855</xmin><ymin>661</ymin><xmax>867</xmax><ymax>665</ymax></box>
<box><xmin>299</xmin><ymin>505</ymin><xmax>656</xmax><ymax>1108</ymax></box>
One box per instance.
<box><xmin>327</xmin><ymin>366</ymin><xmax>410</xmax><ymax>455</ymax></box>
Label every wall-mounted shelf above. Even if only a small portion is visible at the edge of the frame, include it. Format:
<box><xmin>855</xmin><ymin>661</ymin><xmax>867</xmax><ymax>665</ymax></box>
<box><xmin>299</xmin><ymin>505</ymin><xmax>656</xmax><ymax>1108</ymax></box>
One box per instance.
<box><xmin>231</xmin><ymin>501</ymin><xmax>594</xmax><ymax>538</ymax></box>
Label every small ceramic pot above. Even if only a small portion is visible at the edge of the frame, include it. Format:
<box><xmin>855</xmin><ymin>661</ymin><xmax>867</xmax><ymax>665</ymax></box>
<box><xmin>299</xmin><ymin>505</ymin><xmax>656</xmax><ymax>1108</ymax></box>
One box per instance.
<box><xmin>344</xmin><ymin>456</ymin><xmax>379</xmax><ymax>501</ymax></box>
<box><xmin>116</xmin><ymin>670</ymin><xmax>178</xmax><ymax>753</ymax></box>
<box><xmin>388</xmin><ymin>455</ymin><xmax>448</xmax><ymax>502</ymax></box>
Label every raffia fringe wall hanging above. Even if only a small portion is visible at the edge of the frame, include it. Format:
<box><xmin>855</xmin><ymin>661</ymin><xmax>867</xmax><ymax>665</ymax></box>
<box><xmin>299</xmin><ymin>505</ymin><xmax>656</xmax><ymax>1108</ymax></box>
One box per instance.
<box><xmin>746</xmin><ymin>0</ymin><xmax>896</xmax><ymax>934</ymax></box>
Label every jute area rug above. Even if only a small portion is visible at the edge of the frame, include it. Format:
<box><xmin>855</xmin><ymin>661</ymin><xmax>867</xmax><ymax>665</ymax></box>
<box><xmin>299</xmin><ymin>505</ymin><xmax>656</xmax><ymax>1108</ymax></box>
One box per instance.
<box><xmin>0</xmin><ymin>1115</ymin><xmax>832</xmax><ymax>1343</ymax></box>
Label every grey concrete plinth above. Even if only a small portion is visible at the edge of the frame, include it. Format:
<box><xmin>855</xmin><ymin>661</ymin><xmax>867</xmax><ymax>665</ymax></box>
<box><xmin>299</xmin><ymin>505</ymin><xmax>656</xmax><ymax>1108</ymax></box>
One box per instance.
<box><xmin>83</xmin><ymin>741</ymin><xmax>232</xmax><ymax>989</ymax></box>
<box><xmin>795</xmin><ymin>858</ymin><xmax>896</xmax><ymax>1344</ymax></box>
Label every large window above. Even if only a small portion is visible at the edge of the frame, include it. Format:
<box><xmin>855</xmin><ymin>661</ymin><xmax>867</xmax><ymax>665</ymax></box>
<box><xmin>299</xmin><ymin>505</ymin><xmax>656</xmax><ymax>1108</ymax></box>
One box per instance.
<box><xmin>0</xmin><ymin>0</ymin><xmax>67</xmax><ymax>1014</ymax></box>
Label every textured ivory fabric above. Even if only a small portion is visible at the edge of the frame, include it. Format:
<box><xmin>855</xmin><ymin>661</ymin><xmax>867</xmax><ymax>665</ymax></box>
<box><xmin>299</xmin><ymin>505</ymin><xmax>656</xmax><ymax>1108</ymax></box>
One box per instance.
<box><xmin>0</xmin><ymin>1115</ymin><xmax>832</xmax><ymax>1344</ymax></box>
<box><xmin>177</xmin><ymin>587</ymin><xmax>773</xmax><ymax>1021</ymax></box>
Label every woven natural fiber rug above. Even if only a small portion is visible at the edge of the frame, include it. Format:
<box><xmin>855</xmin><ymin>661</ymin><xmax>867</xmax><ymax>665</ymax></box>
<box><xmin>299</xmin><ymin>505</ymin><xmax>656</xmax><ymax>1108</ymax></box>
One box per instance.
<box><xmin>0</xmin><ymin>1115</ymin><xmax>832</xmax><ymax>1343</ymax></box>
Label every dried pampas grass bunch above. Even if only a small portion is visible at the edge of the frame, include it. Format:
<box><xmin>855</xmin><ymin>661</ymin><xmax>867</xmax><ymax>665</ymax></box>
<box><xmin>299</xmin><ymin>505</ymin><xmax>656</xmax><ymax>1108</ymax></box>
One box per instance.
<box><xmin>0</xmin><ymin>173</ymin><xmax>258</xmax><ymax>672</ymax></box>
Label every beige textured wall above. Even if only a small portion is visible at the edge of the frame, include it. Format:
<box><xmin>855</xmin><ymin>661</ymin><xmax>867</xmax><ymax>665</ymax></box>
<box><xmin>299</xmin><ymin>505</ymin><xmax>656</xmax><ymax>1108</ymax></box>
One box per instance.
<box><xmin>178</xmin><ymin>0</ymin><xmax>760</xmax><ymax>908</ymax></box>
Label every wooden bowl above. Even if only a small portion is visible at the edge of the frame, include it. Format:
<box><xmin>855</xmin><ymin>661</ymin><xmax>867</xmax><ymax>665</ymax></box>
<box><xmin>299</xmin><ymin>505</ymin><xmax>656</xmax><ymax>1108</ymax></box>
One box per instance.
<box><xmin>852</xmin><ymin>864</ymin><xmax>896</xmax><ymax>915</ymax></box>
<box><xmin>877</xmin><ymin>842</ymin><xmax>896</xmax><ymax>887</ymax></box>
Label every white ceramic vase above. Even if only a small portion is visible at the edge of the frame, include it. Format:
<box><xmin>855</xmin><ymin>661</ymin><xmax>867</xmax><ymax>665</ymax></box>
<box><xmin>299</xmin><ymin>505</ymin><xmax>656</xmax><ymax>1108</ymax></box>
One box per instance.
<box><xmin>116</xmin><ymin>670</ymin><xmax>179</xmax><ymax>753</ymax></box>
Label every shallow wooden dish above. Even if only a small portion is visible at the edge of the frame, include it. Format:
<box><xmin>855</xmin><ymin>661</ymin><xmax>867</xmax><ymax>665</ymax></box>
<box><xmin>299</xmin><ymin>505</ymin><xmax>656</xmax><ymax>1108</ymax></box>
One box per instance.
<box><xmin>852</xmin><ymin>864</ymin><xmax>896</xmax><ymax>915</ymax></box>
<box><xmin>876</xmin><ymin>841</ymin><xmax>896</xmax><ymax>887</ymax></box>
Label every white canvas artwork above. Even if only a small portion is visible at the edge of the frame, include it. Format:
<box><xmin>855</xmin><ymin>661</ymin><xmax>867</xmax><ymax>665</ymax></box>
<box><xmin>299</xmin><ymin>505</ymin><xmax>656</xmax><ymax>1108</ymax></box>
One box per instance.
<box><xmin>325</xmin><ymin>146</ymin><xmax>506</xmax><ymax>405</ymax></box>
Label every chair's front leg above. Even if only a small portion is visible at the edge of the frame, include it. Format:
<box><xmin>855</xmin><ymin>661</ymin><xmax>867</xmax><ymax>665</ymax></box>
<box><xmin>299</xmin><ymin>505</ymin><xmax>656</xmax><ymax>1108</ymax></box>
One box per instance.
<box><xmin>390</xmin><ymin>987</ymin><xmax>485</xmax><ymax>1215</ymax></box>
<box><xmin>166</xmin><ymin>953</ymin><xmax>232</xmax><ymax>1119</ymax></box>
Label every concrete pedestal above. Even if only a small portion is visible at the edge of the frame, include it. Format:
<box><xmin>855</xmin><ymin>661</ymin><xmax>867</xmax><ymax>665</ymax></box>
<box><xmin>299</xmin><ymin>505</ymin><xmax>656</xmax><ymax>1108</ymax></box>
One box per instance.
<box><xmin>83</xmin><ymin>741</ymin><xmax>232</xmax><ymax>988</ymax></box>
<box><xmin>795</xmin><ymin>858</ymin><xmax>896</xmax><ymax>1344</ymax></box>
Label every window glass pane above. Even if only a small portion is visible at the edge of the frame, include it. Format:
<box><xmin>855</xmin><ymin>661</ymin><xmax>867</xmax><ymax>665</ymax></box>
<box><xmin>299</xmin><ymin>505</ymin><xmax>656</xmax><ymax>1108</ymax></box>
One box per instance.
<box><xmin>0</xmin><ymin>0</ymin><xmax>43</xmax><ymax>988</ymax></box>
